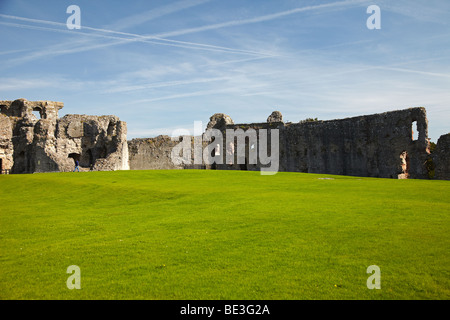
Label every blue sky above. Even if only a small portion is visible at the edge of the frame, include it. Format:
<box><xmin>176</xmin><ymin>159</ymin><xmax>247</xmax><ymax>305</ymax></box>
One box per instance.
<box><xmin>0</xmin><ymin>0</ymin><xmax>449</xmax><ymax>141</ymax></box>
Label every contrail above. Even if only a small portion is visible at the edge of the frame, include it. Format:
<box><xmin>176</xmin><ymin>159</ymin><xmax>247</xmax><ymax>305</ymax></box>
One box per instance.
<box><xmin>0</xmin><ymin>14</ymin><xmax>275</xmax><ymax>57</ymax></box>
<box><xmin>153</xmin><ymin>0</ymin><xmax>367</xmax><ymax>38</ymax></box>
<box><xmin>0</xmin><ymin>0</ymin><xmax>365</xmax><ymax>65</ymax></box>
<box><xmin>0</xmin><ymin>0</ymin><xmax>367</xmax><ymax>57</ymax></box>
<box><xmin>109</xmin><ymin>0</ymin><xmax>211</xmax><ymax>30</ymax></box>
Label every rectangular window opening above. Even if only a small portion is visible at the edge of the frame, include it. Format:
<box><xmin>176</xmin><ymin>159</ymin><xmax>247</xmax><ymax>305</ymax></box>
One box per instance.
<box><xmin>412</xmin><ymin>121</ymin><xmax>418</xmax><ymax>141</ymax></box>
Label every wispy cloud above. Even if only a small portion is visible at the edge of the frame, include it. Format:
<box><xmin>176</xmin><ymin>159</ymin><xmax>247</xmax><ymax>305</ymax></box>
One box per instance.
<box><xmin>378</xmin><ymin>67</ymin><xmax>450</xmax><ymax>78</ymax></box>
<box><xmin>102</xmin><ymin>76</ymin><xmax>232</xmax><ymax>94</ymax></box>
<box><xmin>130</xmin><ymin>88</ymin><xmax>235</xmax><ymax>104</ymax></box>
<box><xmin>378</xmin><ymin>0</ymin><xmax>450</xmax><ymax>24</ymax></box>
<box><xmin>0</xmin><ymin>48</ymin><xmax>30</xmax><ymax>55</ymax></box>
<box><xmin>0</xmin><ymin>76</ymin><xmax>78</xmax><ymax>91</ymax></box>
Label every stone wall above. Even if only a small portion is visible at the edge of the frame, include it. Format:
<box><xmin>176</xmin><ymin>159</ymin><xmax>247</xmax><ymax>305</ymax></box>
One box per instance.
<box><xmin>195</xmin><ymin>108</ymin><xmax>445</xmax><ymax>179</ymax></box>
<box><xmin>432</xmin><ymin>133</ymin><xmax>450</xmax><ymax>180</ymax></box>
<box><xmin>128</xmin><ymin>135</ymin><xmax>184</xmax><ymax>170</ymax></box>
<box><xmin>280</xmin><ymin>108</ymin><xmax>430</xmax><ymax>179</ymax></box>
<box><xmin>0</xmin><ymin>114</ymin><xmax>14</xmax><ymax>173</ymax></box>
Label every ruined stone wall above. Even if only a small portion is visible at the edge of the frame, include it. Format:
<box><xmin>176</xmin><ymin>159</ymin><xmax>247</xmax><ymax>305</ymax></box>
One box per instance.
<box><xmin>0</xmin><ymin>114</ymin><xmax>14</xmax><ymax>173</ymax></box>
<box><xmin>432</xmin><ymin>133</ymin><xmax>450</xmax><ymax>180</ymax></box>
<box><xmin>207</xmin><ymin>108</ymin><xmax>434</xmax><ymax>179</ymax></box>
<box><xmin>0</xmin><ymin>99</ymin><xmax>129</xmax><ymax>173</ymax></box>
<box><xmin>128</xmin><ymin>135</ymin><xmax>184</xmax><ymax>170</ymax></box>
<box><xmin>128</xmin><ymin>135</ymin><xmax>212</xmax><ymax>170</ymax></box>
<box><xmin>281</xmin><ymin>108</ymin><xmax>430</xmax><ymax>179</ymax></box>
<box><xmin>212</xmin><ymin>121</ymin><xmax>282</xmax><ymax>172</ymax></box>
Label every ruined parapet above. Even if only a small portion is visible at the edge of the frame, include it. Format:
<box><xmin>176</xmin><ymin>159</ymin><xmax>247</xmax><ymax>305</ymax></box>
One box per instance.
<box><xmin>1</xmin><ymin>98</ymin><xmax>129</xmax><ymax>174</ymax></box>
<box><xmin>432</xmin><ymin>133</ymin><xmax>450</xmax><ymax>180</ymax></box>
<box><xmin>0</xmin><ymin>98</ymin><xmax>63</xmax><ymax>120</ymax></box>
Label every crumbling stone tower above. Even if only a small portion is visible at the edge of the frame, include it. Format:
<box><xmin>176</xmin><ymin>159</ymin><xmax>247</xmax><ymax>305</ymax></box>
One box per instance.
<box><xmin>0</xmin><ymin>98</ymin><xmax>129</xmax><ymax>173</ymax></box>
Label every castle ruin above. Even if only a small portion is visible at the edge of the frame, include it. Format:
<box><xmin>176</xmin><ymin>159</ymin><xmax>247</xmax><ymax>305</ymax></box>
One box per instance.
<box><xmin>1</xmin><ymin>98</ymin><xmax>449</xmax><ymax>180</ymax></box>
<box><xmin>0</xmin><ymin>99</ymin><xmax>129</xmax><ymax>174</ymax></box>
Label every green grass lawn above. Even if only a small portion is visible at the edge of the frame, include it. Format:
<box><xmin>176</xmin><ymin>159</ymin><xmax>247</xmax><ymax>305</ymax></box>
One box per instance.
<box><xmin>0</xmin><ymin>170</ymin><xmax>449</xmax><ymax>300</ymax></box>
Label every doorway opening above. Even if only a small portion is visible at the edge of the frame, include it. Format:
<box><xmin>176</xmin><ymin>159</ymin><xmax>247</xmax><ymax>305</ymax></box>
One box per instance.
<box><xmin>398</xmin><ymin>151</ymin><xmax>410</xmax><ymax>179</ymax></box>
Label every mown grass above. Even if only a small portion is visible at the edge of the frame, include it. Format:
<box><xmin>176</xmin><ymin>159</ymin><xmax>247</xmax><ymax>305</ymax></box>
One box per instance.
<box><xmin>0</xmin><ymin>170</ymin><xmax>449</xmax><ymax>300</ymax></box>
